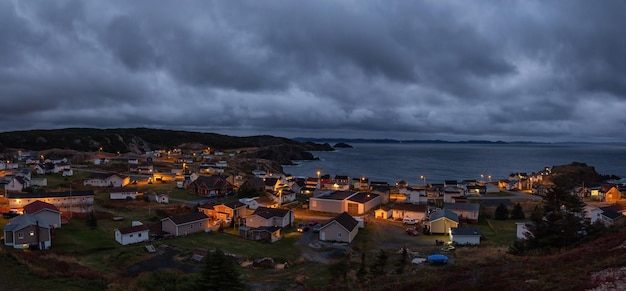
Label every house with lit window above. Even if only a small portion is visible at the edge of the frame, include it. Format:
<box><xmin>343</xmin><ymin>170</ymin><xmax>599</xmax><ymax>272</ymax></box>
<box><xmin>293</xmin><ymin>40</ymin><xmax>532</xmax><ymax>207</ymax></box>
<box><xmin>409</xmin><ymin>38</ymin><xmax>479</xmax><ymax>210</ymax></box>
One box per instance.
<box><xmin>308</xmin><ymin>191</ymin><xmax>380</xmax><ymax>215</ymax></box>
<box><xmin>3</xmin><ymin>214</ymin><xmax>51</xmax><ymax>250</ymax></box>
<box><xmin>187</xmin><ymin>175</ymin><xmax>233</xmax><ymax>197</ymax></box>
<box><xmin>8</xmin><ymin>190</ymin><xmax>95</xmax><ymax>214</ymax></box>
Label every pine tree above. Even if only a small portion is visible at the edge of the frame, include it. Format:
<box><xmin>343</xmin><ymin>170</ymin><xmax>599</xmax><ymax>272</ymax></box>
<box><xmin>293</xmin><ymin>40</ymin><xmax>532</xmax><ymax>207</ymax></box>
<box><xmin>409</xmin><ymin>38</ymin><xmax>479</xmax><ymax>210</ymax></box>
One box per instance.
<box><xmin>395</xmin><ymin>247</ymin><xmax>408</xmax><ymax>274</ymax></box>
<box><xmin>494</xmin><ymin>202</ymin><xmax>509</xmax><ymax>220</ymax></box>
<box><xmin>370</xmin><ymin>249</ymin><xmax>388</xmax><ymax>275</ymax></box>
<box><xmin>200</xmin><ymin>249</ymin><xmax>245</xmax><ymax>290</ymax></box>
<box><xmin>511</xmin><ymin>202</ymin><xmax>526</xmax><ymax>219</ymax></box>
<box><xmin>521</xmin><ymin>186</ymin><xmax>590</xmax><ymax>251</ymax></box>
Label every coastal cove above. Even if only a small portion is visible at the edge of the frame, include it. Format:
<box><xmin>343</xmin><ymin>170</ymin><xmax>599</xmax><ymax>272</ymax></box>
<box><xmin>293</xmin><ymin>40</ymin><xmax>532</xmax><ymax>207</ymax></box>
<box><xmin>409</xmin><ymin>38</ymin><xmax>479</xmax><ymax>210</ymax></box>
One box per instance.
<box><xmin>285</xmin><ymin>143</ymin><xmax>626</xmax><ymax>185</ymax></box>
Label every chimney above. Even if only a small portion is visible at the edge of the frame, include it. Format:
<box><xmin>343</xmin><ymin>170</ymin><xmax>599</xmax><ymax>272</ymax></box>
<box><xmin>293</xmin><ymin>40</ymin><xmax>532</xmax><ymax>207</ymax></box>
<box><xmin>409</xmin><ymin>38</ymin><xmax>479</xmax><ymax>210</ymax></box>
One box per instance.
<box><xmin>36</xmin><ymin>220</ymin><xmax>41</xmax><ymax>250</ymax></box>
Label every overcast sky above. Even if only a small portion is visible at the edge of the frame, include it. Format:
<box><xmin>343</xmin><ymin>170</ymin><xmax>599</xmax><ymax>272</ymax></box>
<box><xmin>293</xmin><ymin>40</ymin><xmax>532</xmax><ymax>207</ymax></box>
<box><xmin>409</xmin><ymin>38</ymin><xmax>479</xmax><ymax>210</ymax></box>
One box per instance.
<box><xmin>1</xmin><ymin>1</ymin><xmax>626</xmax><ymax>142</ymax></box>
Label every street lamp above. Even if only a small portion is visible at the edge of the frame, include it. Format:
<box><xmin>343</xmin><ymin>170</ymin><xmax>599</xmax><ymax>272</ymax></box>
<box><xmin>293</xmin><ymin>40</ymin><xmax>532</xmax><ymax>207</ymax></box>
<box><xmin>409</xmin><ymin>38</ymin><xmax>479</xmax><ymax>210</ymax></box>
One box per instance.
<box><xmin>480</xmin><ymin>174</ymin><xmax>484</xmax><ymax>182</ymax></box>
<box><xmin>420</xmin><ymin>175</ymin><xmax>426</xmax><ymax>186</ymax></box>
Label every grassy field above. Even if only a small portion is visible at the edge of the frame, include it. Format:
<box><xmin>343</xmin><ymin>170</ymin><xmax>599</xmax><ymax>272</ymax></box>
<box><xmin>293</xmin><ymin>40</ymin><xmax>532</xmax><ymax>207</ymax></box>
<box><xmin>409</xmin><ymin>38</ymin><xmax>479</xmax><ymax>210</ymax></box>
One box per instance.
<box><xmin>483</xmin><ymin>191</ymin><xmax>514</xmax><ymax>197</ymax></box>
<box><xmin>475</xmin><ymin>218</ymin><xmax>524</xmax><ymax>246</ymax></box>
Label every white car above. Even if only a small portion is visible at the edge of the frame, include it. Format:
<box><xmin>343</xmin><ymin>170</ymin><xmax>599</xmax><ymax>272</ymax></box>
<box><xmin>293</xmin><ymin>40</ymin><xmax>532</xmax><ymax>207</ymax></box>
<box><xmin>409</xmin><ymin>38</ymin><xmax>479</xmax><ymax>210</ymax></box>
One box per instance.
<box><xmin>403</xmin><ymin>217</ymin><xmax>419</xmax><ymax>225</ymax></box>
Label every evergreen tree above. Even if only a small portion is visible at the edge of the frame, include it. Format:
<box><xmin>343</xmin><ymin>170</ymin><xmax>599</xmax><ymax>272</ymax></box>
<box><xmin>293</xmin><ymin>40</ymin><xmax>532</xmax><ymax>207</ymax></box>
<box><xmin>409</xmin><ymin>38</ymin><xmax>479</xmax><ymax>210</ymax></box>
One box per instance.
<box><xmin>494</xmin><ymin>202</ymin><xmax>509</xmax><ymax>220</ymax></box>
<box><xmin>511</xmin><ymin>202</ymin><xmax>526</xmax><ymax>219</ymax></box>
<box><xmin>200</xmin><ymin>249</ymin><xmax>246</xmax><ymax>290</ymax></box>
<box><xmin>357</xmin><ymin>251</ymin><xmax>367</xmax><ymax>278</ymax></box>
<box><xmin>86</xmin><ymin>211</ymin><xmax>98</xmax><ymax>229</ymax></box>
<box><xmin>395</xmin><ymin>247</ymin><xmax>408</xmax><ymax>274</ymax></box>
<box><xmin>370</xmin><ymin>249</ymin><xmax>388</xmax><ymax>275</ymax></box>
<box><xmin>519</xmin><ymin>186</ymin><xmax>590</xmax><ymax>251</ymax></box>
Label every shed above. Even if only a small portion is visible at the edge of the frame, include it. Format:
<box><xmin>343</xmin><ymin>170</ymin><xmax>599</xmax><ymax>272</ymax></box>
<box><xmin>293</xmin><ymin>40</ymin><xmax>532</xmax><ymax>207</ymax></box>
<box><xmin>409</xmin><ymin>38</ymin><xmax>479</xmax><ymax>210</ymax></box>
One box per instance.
<box><xmin>450</xmin><ymin>227</ymin><xmax>482</xmax><ymax>245</ymax></box>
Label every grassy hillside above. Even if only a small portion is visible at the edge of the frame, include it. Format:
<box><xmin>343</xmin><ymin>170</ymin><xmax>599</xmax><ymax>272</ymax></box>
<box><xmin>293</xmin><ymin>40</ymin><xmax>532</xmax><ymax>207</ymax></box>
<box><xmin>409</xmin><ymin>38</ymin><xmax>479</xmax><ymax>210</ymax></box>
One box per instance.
<box><xmin>0</xmin><ymin>128</ymin><xmax>309</xmax><ymax>154</ymax></box>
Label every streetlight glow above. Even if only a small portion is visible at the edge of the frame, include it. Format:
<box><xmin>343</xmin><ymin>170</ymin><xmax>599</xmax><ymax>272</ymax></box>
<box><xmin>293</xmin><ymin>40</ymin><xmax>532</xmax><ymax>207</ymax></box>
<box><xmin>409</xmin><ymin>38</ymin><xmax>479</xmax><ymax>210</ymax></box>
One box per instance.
<box><xmin>420</xmin><ymin>175</ymin><xmax>426</xmax><ymax>186</ymax></box>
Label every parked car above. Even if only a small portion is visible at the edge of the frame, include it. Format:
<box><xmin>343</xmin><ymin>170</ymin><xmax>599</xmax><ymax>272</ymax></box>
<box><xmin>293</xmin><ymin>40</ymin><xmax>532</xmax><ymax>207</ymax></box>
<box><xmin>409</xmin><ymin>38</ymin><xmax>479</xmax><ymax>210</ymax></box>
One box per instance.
<box><xmin>307</xmin><ymin>220</ymin><xmax>318</xmax><ymax>226</ymax></box>
<box><xmin>403</xmin><ymin>217</ymin><xmax>418</xmax><ymax>225</ymax></box>
<box><xmin>297</xmin><ymin>224</ymin><xmax>310</xmax><ymax>232</ymax></box>
<box><xmin>405</xmin><ymin>228</ymin><xmax>419</xmax><ymax>236</ymax></box>
<box><xmin>313</xmin><ymin>224</ymin><xmax>322</xmax><ymax>233</ymax></box>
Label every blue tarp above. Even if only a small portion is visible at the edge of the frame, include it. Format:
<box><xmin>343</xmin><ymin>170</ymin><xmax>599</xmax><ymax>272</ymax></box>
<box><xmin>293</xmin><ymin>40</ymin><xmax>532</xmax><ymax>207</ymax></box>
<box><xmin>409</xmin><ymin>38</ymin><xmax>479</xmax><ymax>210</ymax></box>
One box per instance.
<box><xmin>427</xmin><ymin>254</ymin><xmax>448</xmax><ymax>264</ymax></box>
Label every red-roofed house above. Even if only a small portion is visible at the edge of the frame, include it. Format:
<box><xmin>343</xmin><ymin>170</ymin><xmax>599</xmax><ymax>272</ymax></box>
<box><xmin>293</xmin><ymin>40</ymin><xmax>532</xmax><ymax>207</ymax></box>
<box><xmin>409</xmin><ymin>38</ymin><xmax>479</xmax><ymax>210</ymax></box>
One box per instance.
<box><xmin>22</xmin><ymin>200</ymin><xmax>62</xmax><ymax>229</ymax></box>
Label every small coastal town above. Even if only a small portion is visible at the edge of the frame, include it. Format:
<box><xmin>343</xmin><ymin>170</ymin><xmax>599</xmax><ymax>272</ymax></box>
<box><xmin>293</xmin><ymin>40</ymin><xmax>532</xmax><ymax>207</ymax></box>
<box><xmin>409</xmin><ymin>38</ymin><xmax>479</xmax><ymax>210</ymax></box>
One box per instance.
<box><xmin>1</xmin><ymin>141</ymin><xmax>625</xmax><ymax>290</ymax></box>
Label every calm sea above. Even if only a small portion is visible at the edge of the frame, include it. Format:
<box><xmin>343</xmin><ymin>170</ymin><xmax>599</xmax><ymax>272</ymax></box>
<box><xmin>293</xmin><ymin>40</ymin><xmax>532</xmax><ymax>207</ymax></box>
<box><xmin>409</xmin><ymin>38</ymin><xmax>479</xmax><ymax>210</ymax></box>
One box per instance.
<box><xmin>284</xmin><ymin>143</ymin><xmax>626</xmax><ymax>186</ymax></box>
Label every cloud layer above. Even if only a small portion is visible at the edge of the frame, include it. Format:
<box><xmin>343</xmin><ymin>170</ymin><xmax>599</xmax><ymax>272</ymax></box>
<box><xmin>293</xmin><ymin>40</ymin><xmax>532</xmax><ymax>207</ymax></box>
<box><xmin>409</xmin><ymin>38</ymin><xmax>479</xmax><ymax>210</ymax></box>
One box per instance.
<box><xmin>1</xmin><ymin>1</ymin><xmax>626</xmax><ymax>142</ymax></box>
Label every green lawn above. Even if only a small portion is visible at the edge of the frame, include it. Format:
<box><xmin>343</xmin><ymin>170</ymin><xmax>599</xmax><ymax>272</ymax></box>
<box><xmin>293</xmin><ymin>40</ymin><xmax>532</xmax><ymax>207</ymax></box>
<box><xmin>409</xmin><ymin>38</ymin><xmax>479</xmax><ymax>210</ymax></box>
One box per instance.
<box><xmin>475</xmin><ymin>218</ymin><xmax>524</xmax><ymax>246</ymax></box>
<box><xmin>53</xmin><ymin>221</ymin><xmax>119</xmax><ymax>251</ymax></box>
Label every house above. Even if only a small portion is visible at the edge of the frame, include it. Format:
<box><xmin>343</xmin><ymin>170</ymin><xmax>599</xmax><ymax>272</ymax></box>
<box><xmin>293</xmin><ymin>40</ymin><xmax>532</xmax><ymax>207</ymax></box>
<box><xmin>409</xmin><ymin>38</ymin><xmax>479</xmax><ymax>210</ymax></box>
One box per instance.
<box><xmin>241</xmin><ymin>177</ymin><xmax>266</xmax><ymax>192</ymax></box>
<box><xmin>248</xmin><ymin>226</ymin><xmax>282</xmax><ymax>243</ymax></box>
<box><xmin>83</xmin><ymin>173</ymin><xmax>130</xmax><ymax>187</ymax></box>
<box><xmin>374</xmin><ymin>205</ymin><xmax>392</xmax><ymax>219</ymax></box>
<box><xmin>318</xmin><ymin>212</ymin><xmax>359</xmax><ymax>243</ymax></box>
<box><xmin>450</xmin><ymin>227</ymin><xmax>482</xmax><ymax>245</ymax></box>
<box><xmin>444</xmin><ymin>203</ymin><xmax>480</xmax><ymax>223</ymax></box>
<box><xmin>466</xmin><ymin>185</ymin><xmax>487</xmax><ymax>195</ymax></box>
<box><xmin>5</xmin><ymin>176</ymin><xmax>28</xmax><ymax>192</ymax></box>
<box><xmin>22</xmin><ymin>200</ymin><xmax>61</xmax><ymax>229</ymax></box>
<box><xmin>256</xmin><ymin>195</ymin><xmax>280</xmax><ymax>208</ymax></box>
<box><xmin>109</xmin><ymin>187</ymin><xmax>139</xmax><ymax>200</ymax></box>
<box><xmin>604</xmin><ymin>187</ymin><xmax>622</xmax><ymax>203</ymax></box>
<box><xmin>198</xmin><ymin>201</ymin><xmax>248</xmax><ymax>221</ymax></box>
<box><xmin>187</xmin><ymin>175</ymin><xmax>233</xmax><ymax>197</ymax></box>
<box><xmin>8</xmin><ymin>190</ymin><xmax>95</xmax><ymax>214</ymax></box>
<box><xmin>239</xmin><ymin>197</ymin><xmax>261</xmax><ymax>210</ymax></box>
<box><xmin>3</xmin><ymin>214</ymin><xmax>51</xmax><ymax>249</ymax></box>
<box><xmin>391</xmin><ymin>203</ymin><xmax>428</xmax><ymax>222</ymax></box>
<box><xmin>274</xmin><ymin>189</ymin><xmax>297</xmax><ymax>205</ymax></box>
<box><xmin>599</xmin><ymin>205</ymin><xmax>626</xmax><ymax>227</ymax></box>
<box><xmin>583</xmin><ymin>204</ymin><xmax>603</xmax><ymax>224</ymax></box>
<box><xmin>115</xmin><ymin>223</ymin><xmax>149</xmax><ymax>245</ymax></box>
<box><xmin>245</xmin><ymin>207</ymin><xmax>294</xmax><ymax>228</ymax></box>
<box><xmin>34</xmin><ymin>163</ymin><xmax>56</xmax><ymax>175</ymax></box>
<box><xmin>400</xmin><ymin>186</ymin><xmax>428</xmax><ymax>204</ymax></box>
<box><xmin>161</xmin><ymin>212</ymin><xmax>210</xmax><ymax>237</ymax></box>
<box><xmin>428</xmin><ymin>209</ymin><xmax>459</xmax><ymax>234</ymax></box>
<box><xmin>309</xmin><ymin>191</ymin><xmax>381</xmax><ymax>215</ymax></box>
<box><xmin>149</xmin><ymin>193</ymin><xmax>169</xmax><ymax>204</ymax></box>
<box><xmin>515</xmin><ymin>222</ymin><xmax>532</xmax><ymax>240</ymax></box>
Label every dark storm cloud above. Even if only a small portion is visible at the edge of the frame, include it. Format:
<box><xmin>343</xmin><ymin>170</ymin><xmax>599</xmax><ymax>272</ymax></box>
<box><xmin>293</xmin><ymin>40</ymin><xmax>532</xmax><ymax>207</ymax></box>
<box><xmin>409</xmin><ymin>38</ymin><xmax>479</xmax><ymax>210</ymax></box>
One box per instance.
<box><xmin>1</xmin><ymin>0</ymin><xmax>626</xmax><ymax>142</ymax></box>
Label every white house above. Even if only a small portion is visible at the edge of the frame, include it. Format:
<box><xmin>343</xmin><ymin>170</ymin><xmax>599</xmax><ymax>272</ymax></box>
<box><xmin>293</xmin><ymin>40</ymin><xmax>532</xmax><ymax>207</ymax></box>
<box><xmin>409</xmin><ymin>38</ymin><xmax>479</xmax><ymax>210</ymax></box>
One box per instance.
<box><xmin>450</xmin><ymin>227</ymin><xmax>482</xmax><ymax>245</ymax></box>
<box><xmin>400</xmin><ymin>186</ymin><xmax>428</xmax><ymax>204</ymax></box>
<box><xmin>22</xmin><ymin>200</ymin><xmax>62</xmax><ymax>229</ymax></box>
<box><xmin>5</xmin><ymin>176</ymin><xmax>28</xmax><ymax>192</ymax></box>
<box><xmin>109</xmin><ymin>187</ymin><xmax>139</xmax><ymax>200</ymax></box>
<box><xmin>83</xmin><ymin>173</ymin><xmax>130</xmax><ymax>187</ymax></box>
<box><xmin>583</xmin><ymin>204</ymin><xmax>603</xmax><ymax>224</ymax></box>
<box><xmin>318</xmin><ymin>212</ymin><xmax>359</xmax><ymax>243</ymax></box>
<box><xmin>239</xmin><ymin>197</ymin><xmax>260</xmax><ymax>210</ymax></box>
<box><xmin>515</xmin><ymin>222</ymin><xmax>532</xmax><ymax>240</ymax></box>
<box><xmin>114</xmin><ymin>223</ymin><xmax>149</xmax><ymax>245</ymax></box>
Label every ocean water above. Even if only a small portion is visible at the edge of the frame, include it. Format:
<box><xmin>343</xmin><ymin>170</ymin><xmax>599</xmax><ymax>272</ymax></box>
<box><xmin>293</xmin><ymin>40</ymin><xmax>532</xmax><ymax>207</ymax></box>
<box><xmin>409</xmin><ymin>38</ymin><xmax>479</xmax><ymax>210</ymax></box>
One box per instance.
<box><xmin>284</xmin><ymin>143</ymin><xmax>626</xmax><ymax>185</ymax></box>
